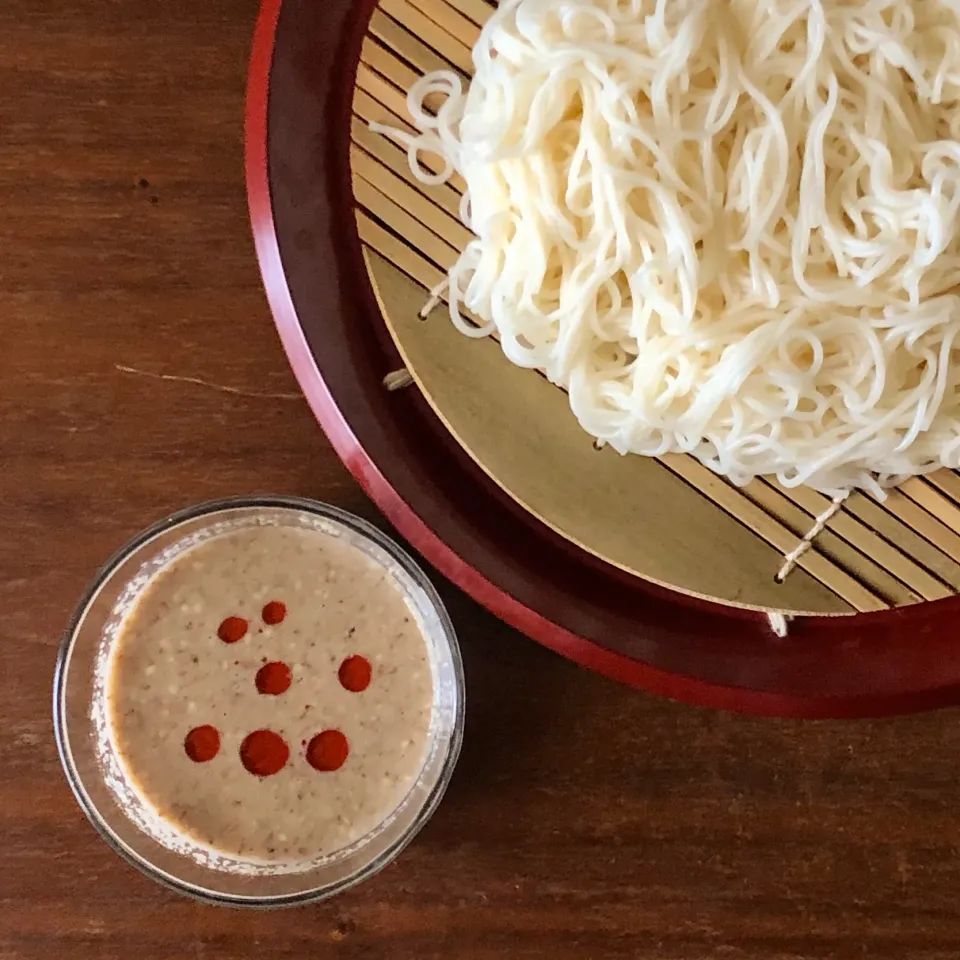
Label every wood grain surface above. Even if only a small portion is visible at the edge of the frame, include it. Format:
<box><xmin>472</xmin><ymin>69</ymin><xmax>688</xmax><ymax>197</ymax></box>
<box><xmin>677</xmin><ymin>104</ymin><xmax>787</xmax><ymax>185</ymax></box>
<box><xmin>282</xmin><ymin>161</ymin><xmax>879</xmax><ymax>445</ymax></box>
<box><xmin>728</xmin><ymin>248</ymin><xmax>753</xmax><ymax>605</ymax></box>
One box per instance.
<box><xmin>4</xmin><ymin>2</ymin><xmax>960</xmax><ymax>958</ymax></box>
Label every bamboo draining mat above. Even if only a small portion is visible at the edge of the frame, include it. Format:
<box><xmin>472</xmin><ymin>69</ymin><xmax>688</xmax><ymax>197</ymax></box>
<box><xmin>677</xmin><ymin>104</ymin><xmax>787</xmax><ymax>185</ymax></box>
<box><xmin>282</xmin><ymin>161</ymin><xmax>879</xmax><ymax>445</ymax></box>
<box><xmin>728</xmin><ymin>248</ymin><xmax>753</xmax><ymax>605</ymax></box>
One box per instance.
<box><xmin>350</xmin><ymin>0</ymin><xmax>960</xmax><ymax>616</ymax></box>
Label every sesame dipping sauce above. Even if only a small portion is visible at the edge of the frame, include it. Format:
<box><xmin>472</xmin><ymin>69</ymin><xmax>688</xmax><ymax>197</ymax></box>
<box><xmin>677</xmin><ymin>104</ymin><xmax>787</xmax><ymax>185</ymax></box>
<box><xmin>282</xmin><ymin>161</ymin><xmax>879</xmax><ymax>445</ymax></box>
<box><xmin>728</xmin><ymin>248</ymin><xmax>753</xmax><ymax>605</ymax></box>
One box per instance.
<box><xmin>106</xmin><ymin>522</ymin><xmax>435</xmax><ymax>864</ymax></box>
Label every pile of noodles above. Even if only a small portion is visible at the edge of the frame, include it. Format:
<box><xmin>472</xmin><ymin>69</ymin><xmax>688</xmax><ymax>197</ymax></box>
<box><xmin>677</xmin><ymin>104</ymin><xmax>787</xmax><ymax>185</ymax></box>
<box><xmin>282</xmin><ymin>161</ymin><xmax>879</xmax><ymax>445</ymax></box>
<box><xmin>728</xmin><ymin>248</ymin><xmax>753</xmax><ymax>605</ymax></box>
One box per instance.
<box><xmin>374</xmin><ymin>0</ymin><xmax>960</xmax><ymax>495</ymax></box>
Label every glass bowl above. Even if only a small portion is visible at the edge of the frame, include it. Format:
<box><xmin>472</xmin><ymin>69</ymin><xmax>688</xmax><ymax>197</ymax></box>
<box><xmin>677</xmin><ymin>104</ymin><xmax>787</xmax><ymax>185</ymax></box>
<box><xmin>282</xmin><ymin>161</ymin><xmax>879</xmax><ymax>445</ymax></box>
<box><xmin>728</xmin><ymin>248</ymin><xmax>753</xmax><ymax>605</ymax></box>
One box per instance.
<box><xmin>54</xmin><ymin>495</ymin><xmax>465</xmax><ymax>907</ymax></box>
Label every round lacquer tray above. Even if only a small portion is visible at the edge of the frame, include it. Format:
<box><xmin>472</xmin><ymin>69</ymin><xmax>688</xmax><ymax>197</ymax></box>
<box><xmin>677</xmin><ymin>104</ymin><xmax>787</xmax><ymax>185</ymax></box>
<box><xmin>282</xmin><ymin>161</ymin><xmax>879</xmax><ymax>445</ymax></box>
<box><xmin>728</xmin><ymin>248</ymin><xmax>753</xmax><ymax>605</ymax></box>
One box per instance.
<box><xmin>246</xmin><ymin>0</ymin><xmax>960</xmax><ymax>717</ymax></box>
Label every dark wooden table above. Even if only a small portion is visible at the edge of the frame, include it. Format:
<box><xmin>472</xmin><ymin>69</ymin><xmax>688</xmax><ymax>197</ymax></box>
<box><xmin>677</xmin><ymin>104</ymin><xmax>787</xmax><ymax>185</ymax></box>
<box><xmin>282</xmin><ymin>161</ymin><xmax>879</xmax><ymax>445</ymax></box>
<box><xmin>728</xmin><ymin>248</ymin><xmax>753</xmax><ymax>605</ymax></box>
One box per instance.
<box><xmin>4</xmin><ymin>2</ymin><xmax>960</xmax><ymax>958</ymax></box>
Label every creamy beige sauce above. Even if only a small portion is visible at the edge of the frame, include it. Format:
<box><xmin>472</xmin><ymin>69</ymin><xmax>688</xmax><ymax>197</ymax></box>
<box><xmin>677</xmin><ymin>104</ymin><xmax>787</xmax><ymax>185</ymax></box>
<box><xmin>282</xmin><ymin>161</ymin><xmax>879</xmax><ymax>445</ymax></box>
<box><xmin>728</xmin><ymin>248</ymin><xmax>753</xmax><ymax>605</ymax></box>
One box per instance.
<box><xmin>107</xmin><ymin>524</ymin><xmax>434</xmax><ymax>863</ymax></box>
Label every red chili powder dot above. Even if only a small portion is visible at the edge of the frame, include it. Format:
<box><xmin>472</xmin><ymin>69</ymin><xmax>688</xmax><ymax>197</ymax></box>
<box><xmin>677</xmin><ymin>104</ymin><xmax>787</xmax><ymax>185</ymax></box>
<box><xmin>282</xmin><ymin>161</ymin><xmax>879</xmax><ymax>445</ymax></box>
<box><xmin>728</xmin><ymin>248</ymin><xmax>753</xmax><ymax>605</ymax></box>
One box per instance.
<box><xmin>217</xmin><ymin>616</ymin><xmax>248</xmax><ymax>644</ymax></box>
<box><xmin>240</xmin><ymin>729</ymin><xmax>289</xmax><ymax>777</ymax></box>
<box><xmin>261</xmin><ymin>601</ymin><xmax>287</xmax><ymax>626</ymax></box>
<box><xmin>338</xmin><ymin>655</ymin><xmax>372</xmax><ymax>693</ymax></box>
<box><xmin>255</xmin><ymin>661</ymin><xmax>292</xmax><ymax>695</ymax></box>
<box><xmin>184</xmin><ymin>725</ymin><xmax>220</xmax><ymax>763</ymax></box>
<box><xmin>306</xmin><ymin>730</ymin><xmax>349</xmax><ymax>772</ymax></box>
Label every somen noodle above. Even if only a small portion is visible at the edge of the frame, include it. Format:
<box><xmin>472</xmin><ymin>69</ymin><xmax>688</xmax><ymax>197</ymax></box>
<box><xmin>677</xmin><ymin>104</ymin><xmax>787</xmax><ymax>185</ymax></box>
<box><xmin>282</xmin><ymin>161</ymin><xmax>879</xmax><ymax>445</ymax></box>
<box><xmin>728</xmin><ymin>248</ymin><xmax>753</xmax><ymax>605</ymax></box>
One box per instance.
<box><xmin>373</xmin><ymin>0</ymin><xmax>960</xmax><ymax>496</ymax></box>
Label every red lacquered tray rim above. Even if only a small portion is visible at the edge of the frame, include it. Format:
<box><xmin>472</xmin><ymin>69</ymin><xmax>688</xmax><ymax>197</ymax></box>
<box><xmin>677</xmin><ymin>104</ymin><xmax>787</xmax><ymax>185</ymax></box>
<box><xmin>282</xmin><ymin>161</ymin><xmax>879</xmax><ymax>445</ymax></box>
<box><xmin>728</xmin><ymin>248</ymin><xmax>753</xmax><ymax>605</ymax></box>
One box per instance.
<box><xmin>244</xmin><ymin>0</ymin><xmax>960</xmax><ymax>718</ymax></box>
